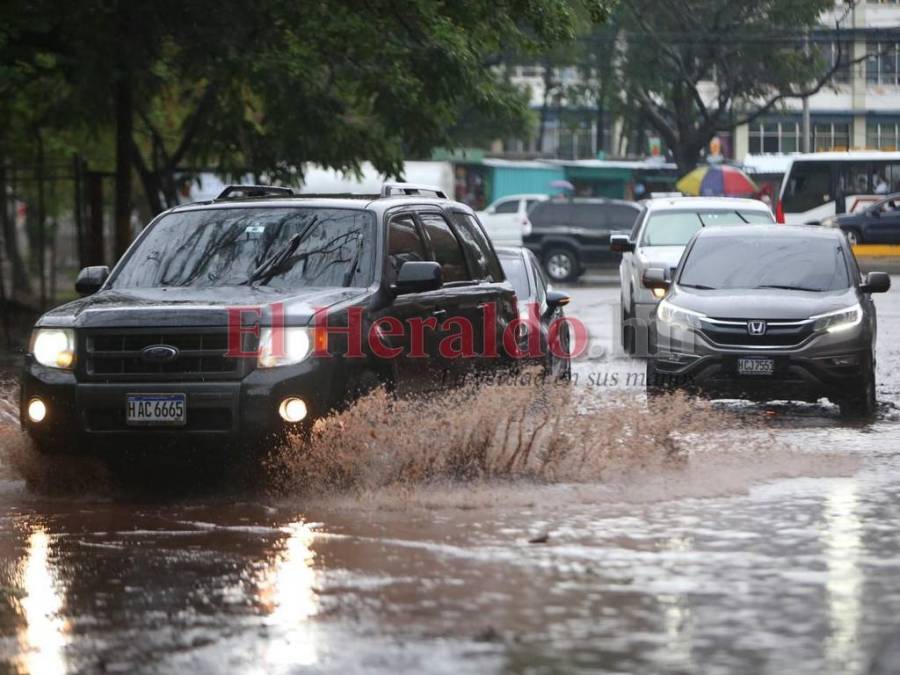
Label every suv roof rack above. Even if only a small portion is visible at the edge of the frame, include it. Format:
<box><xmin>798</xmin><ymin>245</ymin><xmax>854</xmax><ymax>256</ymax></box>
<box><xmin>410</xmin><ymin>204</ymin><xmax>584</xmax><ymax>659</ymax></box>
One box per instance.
<box><xmin>380</xmin><ymin>182</ymin><xmax>447</xmax><ymax>199</ymax></box>
<box><xmin>216</xmin><ymin>185</ymin><xmax>295</xmax><ymax>200</ymax></box>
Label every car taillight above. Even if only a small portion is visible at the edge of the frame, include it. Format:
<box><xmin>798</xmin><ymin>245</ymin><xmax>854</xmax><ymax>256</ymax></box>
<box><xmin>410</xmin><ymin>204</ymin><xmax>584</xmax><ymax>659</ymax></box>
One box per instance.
<box><xmin>775</xmin><ymin>200</ymin><xmax>785</xmax><ymax>224</ymax></box>
<box><xmin>521</xmin><ymin>217</ymin><xmax>532</xmax><ymax>236</ymax></box>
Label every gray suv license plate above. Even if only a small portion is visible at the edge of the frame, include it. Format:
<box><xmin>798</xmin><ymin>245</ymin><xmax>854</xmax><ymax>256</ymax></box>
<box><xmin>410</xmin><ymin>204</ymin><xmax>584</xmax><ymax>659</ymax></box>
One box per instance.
<box><xmin>737</xmin><ymin>358</ymin><xmax>775</xmax><ymax>376</ymax></box>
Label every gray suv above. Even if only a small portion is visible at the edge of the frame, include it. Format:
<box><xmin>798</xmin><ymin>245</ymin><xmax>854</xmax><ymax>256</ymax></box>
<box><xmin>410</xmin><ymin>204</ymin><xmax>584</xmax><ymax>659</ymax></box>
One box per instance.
<box><xmin>644</xmin><ymin>225</ymin><xmax>891</xmax><ymax>418</ymax></box>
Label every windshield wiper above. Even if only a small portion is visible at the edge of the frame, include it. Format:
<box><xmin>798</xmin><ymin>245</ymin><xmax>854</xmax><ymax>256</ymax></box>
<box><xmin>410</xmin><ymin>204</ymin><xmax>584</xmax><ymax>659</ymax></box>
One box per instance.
<box><xmin>679</xmin><ymin>283</ymin><xmax>717</xmax><ymax>290</ymax></box>
<box><xmin>755</xmin><ymin>284</ymin><xmax>821</xmax><ymax>292</ymax></box>
<box><xmin>243</xmin><ymin>216</ymin><xmax>318</xmax><ymax>285</ymax></box>
<box><xmin>341</xmin><ymin>234</ymin><xmax>365</xmax><ymax>287</ymax></box>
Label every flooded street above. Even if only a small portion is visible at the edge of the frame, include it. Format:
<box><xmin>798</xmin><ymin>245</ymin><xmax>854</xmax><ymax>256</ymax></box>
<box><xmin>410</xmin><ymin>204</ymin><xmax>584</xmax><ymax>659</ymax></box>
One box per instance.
<box><xmin>2</xmin><ymin>279</ymin><xmax>900</xmax><ymax>674</ymax></box>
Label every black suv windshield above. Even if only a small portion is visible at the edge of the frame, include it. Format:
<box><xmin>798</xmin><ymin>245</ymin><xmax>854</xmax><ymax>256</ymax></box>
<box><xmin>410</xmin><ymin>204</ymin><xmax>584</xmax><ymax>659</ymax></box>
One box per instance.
<box><xmin>679</xmin><ymin>235</ymin><xmax>850</xmax><ymax>292</ymax></box>
<box><xmin>113</xmin><ymin>207</ymin><xmax>376</xmax><ymax>290</ymax></box>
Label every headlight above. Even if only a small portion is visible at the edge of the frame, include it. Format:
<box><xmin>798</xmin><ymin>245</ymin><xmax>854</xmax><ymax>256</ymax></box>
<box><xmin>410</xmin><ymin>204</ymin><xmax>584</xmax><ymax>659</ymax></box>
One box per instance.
<box><xmin>812</xmin><ymin>304</ymin><xmax>862</xmax><ymax>334</ymax></box>
<box><xmin>29</xmin><ymin>329</ymin><xmax>76</xmax><ymax>369</ymax></box>
<box><xmin>656</xmin><ymin>299</ymin><xmax>705</xmax><ymax>329</ymax></box>
<box><xmin>257</xmin><ymin>327</ymin><xmax>312</xmax><ymax>368</ymax></box>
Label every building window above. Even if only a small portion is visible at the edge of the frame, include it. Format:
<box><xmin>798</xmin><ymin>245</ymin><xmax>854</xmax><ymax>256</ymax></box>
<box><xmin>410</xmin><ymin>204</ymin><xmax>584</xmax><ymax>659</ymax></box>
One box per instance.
<box><xmin>813</xmin><ymin>122</ymin><xmax>851</xmax><ymax>151</ymax></box>
<box><xmin>825</xmin><ymin>39</ymin><xmax>852</xmax><ymax>84</ymax></box>
<box><xmin>867</xmin><ymin>41</ymin><xmax>900</xmax><ymax>85</ymax></box>
<box><xmin>867</xmin><ymin>120</ymin><xmax>900</xmax><ymax>150</ymax></box>
<box><xmin>748</xmin><ymin>120</ymin><xmax>800</xmax><ymax>154</ymax></box>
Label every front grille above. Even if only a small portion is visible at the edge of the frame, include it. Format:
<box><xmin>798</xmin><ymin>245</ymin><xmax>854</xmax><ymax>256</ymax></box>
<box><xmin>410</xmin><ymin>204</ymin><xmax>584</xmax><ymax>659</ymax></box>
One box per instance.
<box><xmin>84</xmin><ymin>330</ymin><xmax>249</xmax><ymax>380</ymax></box>
<box><xmin>700</xmin><ymin>318</ymin><xmax>814</xmax><ymax>349</ymax></box>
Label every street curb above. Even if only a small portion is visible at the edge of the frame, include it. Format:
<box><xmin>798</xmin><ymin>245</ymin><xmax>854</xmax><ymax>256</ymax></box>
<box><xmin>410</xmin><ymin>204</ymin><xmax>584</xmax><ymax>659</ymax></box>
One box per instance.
<box><xmin>853</xmin><ymin>245</ymin><xmax>900</xmax><ymax>257</ymax></box>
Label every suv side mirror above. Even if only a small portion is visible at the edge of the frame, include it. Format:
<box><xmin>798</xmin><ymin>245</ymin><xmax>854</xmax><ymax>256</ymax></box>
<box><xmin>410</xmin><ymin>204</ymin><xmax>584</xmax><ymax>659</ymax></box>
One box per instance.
<box><xmin>861</xmin><ymin>271</ymin><xmax>891</xmax><ymax>294</ymax></box>
<box><xmin>546</xmin><ymin>290</ymin><xmax>570</xmax><ymax>312</ymax></box>
<box><xmin>393</xmin><ymin>261</ymin><xmax>442</xmax><ymax>295</ymax></box>
<box><xmin>642</xmin><ymin>267</ymin><xmax>670</xmax><ymax>293</ymax></box>
<box><xmin>609</xmin><ymin>234</ymin><xmax>634</xmax><ymax>253</ymax></box>
<box><xmin>75</xmin><ymin>265</ymin><xmax>110</xmax><ymax>295</ymax></box>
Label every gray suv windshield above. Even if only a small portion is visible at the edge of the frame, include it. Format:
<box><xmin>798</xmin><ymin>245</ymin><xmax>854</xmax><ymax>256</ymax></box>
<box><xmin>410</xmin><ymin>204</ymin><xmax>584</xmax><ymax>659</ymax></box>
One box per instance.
<box><xmin>640</xmin><ymin>209</ymin><xmax>774</xmax><ymax>247</ymax></box>
<box><xmin>679</xmin><ymin>236</ymin><xmax>850</xmax><ymax>292</ymax></box>
<box><xmin>113</xmin><ymin>207</ymin><xmax>376</xmax><ymax>290</ymax></box>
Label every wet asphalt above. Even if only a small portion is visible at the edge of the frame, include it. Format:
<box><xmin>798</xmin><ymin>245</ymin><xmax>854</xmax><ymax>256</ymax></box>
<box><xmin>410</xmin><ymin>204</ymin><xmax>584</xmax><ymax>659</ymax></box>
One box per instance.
<box><xmin>1</xmin><ymin>277</ymin><xmax>900</xmax><ymax>674</ymax></box>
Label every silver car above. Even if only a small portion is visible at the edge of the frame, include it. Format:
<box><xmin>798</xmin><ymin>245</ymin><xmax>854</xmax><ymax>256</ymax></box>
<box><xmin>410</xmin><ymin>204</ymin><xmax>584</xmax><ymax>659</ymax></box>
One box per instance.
<box><xmin>610</xmin><ymin>196</ymin><xmax>775</xmax><ymax>354</ymax></box>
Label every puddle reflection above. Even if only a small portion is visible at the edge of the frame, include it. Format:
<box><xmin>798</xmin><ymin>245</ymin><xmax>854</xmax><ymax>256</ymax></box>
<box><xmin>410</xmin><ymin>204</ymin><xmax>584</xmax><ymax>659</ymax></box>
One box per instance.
<box><xmin>254</xmin><ymin>520</ymin><xmax>321</xmax><ymax>669</ymax></box>
<box><xmin>13</xmin><ymin>528</ymin><xmax>69</xmax><ymax>675</ymax></box>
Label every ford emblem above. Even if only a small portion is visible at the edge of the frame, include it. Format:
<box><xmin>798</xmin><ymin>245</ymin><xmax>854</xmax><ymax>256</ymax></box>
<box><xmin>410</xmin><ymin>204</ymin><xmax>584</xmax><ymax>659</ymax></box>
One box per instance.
<box><xmin>141</xmin><ymin>345</ymin><xmax>180</xmax><ymax>363</ymax></box>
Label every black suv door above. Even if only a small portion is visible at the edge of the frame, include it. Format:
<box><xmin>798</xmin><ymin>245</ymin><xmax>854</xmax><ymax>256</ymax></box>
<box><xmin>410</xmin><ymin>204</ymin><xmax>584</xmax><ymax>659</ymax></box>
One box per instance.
<box><xmin>417</xmin><ymin>211</ymin><xmax>489</xmax><ymax>384</ymax></box>
<box><xmin>378</xmin><ymin>212</ymin><xmax>448</xmax><ymax>393</ymax></box>
<box><xmin>449</xmin><ymin>210</ymin><xmax>518</xmax><ymax>369</ymax></box>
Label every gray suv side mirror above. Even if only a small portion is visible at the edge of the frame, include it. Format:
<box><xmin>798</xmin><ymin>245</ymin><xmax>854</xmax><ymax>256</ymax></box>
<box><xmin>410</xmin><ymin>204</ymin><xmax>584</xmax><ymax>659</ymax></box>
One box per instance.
<box><xmin>393</xmin><ymin>261</ymin><xmax>442</xmax><ymax>295</ymax></box>
<box><xmin>609</xmin><ymin>234</ymin><xmax>635</xmax><ymax>253</ymax></box>
<box><xmin>861</xmin><ymin>271</ymin><xmax>891</xmax><ymax>294</ymax></box>
<box><xmin>75</xmin><ymin>266</ymin><xmax>110</xmax><ymax>296</ymax></box>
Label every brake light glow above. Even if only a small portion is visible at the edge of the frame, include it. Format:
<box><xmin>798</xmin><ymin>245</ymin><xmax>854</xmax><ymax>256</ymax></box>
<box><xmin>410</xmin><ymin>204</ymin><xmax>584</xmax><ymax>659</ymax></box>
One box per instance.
<box><xmin>775</xmin><ymin>200</ymin><xmax>785</xmax><ymax>224</ymax></box>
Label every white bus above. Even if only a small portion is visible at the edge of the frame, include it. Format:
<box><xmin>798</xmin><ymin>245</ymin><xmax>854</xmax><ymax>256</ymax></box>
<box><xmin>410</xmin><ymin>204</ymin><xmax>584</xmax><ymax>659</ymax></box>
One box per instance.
<box><xmin>776</xmin><ymin>151</ymin><xmax>900</xmax><ymax>225</ymax></box>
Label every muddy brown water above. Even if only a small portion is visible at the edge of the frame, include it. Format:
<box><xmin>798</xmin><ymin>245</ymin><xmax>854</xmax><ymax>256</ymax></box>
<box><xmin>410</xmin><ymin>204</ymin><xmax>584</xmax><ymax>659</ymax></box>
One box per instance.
<box><xmin>0</xmin><ymin>282</ymin><xmax>899</xmax><ymax>674</ymax></box>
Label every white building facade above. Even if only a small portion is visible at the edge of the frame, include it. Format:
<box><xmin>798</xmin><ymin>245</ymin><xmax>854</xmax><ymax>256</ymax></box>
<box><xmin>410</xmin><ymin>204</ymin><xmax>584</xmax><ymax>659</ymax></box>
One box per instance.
<box><xmin>735</xmin><ymin>0</ymin><xmax>900</xmax><ymax>161</ymax></box>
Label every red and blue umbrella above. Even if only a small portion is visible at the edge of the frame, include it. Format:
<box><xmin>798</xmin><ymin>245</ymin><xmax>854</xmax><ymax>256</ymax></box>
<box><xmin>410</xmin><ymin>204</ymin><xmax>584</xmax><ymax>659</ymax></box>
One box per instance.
<box><xmin>676</xmin><ymin>165</ymin><xmax>759</xmax><ymax>197</ymax></box>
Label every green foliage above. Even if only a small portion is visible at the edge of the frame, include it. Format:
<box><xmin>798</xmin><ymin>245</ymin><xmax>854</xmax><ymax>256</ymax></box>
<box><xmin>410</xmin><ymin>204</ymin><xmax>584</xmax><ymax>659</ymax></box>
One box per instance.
<box><xmin>1</xmin><ymin>0</ymin><xmax>612</xmax><ymax>213</ymax></box>
<box><xmin>612</xmin><ymin>0</ymin><xmax>837</xmax><ymax>170</ymax></box>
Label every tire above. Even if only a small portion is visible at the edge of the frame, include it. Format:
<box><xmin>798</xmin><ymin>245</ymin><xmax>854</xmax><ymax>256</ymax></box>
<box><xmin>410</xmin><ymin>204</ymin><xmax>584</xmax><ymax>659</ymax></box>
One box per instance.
<box><xmin>621</xmin><ymin>301</ymin><xmax>635</xmax><ymax>355</ymax></box>
<box><xmin>645</xmin><ymin>359</ymin><xmax>667</xmax><ymax>399</ymax></box>
<box><xmin>543</xmin><ymin>247</ymin><xmax>580</xmax><ymax>283</ymax></box>
<box><xmin>838</xmin><ymin>367</ymin><xmax>877</xmax><ymax>420</ymax></box>
<box><xmin>845</xmin><ymin>228</ymin><xmax>862</xmax><ymax>246</ymax></box>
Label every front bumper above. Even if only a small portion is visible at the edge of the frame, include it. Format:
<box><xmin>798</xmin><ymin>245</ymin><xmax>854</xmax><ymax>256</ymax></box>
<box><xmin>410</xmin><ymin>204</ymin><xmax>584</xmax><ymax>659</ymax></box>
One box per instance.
<box><xmin>650</xmin><ymin>324</ymin><xmax>872</xmax><ymax>402</ymax></box>
<box><xmin>19</xmin><ymin>356</ymin><xmax>346</xmax><ymax>450</ymax></box>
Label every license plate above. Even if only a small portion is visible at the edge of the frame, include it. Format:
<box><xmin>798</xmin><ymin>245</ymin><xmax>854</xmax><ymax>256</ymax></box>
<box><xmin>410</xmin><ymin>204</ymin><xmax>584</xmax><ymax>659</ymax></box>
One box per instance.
<box><xmin>737</xmin><ymin>358</ymin><xmax>775</xmax><ymax>376</ymax></box>
<box><xmin>126</xmin><ymin>393</ymin><xmax>186</xmax><ymax>426</ymax></box>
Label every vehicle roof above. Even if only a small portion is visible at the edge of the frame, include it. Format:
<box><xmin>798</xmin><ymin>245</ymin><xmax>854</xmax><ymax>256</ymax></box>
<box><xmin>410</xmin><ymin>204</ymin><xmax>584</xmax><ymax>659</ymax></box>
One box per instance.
<box><xmin>642</xmin><ymin>196</ymin><xmax>771</xmax><ymax>212</ymax></box>
<box><xmin>494</xmin><ymin>246</ymin><xmax>527</xmax><ymax>258</ymax></box>
<box><xmin>490</xmin><ymin>193</ymin><xmax>549</xmax><ymax>201</ymax></box>
<box><xmin>782</xmin><ymin>151</ymin><xmax>900</xmax><ymax>162</ymax></box>
<box><xmin>697</xmin><ymin>224</ymin><xmax>842</xmax><ymax>239</ymax></box>
<box><xmin>536</xmin><ymin>197</ymin><xmax>639</xmax><ymax>208</ymax></box>
<box><xmin>165</xmin><ymin>194</ymin><xmax>472</xmax><ymax>217</ymax></box>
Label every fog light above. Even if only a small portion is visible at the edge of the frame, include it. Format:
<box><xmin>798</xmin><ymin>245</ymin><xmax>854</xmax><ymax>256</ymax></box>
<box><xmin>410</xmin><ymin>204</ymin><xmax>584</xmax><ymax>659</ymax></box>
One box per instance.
<box><xmin>27</xmin><ymin>398</ymin><xmax>47</xmax><ymax>423</ymax></box>
<box><xmin>278</xmin><ymin>397</ymin><xmax>307</xmax><ymax>423</ymax></box>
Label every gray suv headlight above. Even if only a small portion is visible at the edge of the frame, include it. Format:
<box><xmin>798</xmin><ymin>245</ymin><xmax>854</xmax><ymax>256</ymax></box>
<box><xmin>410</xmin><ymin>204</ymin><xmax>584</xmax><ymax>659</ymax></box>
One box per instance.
<box><xmin>656</xmin><ymin>299</ymin><xmax>706</xmax><ymax>329</ymax></box>
<box><xmin>811</xmin><ymin>304</ymin><xmax>862</xmax><ymax>334</ymax></box>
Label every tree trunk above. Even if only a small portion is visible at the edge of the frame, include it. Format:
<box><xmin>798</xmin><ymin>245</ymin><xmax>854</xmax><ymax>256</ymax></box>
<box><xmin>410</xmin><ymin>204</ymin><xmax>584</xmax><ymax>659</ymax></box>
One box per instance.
<box><xmin>86</xmin><ymin>172</ymin><xmax>105</xmax><ymax>267</ymax></box>
<box><xmin>0</xmin><ymin>163</ymin><xmax>31</xmax><ymax>297</ymax></box>
<box><xmin>114</xmin><ymin>75</ymin><xmax>133</xmax><ymax>259</ymax></box>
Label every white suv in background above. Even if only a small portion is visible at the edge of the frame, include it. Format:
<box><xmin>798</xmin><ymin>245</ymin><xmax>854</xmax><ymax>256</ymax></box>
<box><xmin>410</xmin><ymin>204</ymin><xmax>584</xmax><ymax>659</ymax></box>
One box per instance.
<box><xmin>610</xmin><ymin>196</ymin><xmax>775</xmax><ymax>354</ymax></box>
<box><xmin>477</xmin><ymin>193</ymin><xmax>548</xmax><ymax>246</ymax></box>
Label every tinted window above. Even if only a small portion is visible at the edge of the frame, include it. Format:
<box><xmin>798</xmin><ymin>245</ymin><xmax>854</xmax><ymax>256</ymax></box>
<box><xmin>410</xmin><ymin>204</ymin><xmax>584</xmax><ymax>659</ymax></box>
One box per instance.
<box><xmin>606</xmin><ymin>204</ymin><xmax>640</xmax><ymax>229</ymax></box>
<box><xmin>572</xmin><ymin>204</ymin><xmax>602</xmax><ymax>228</ymax></box>
<box><xmin>494</xmin><ymin>200</ymin><xmax>519</xmax><ymax>214</ymax></box>
<box><xmin>525</xmin><ymin>199</ymin><xmax>541</xmax><ymax>211</ymax></box>
<box><xmin>680</xmin><ymin>235</ymin><xmax>850</xmax><ymax>291</ymax></box>
<box><xmin>783</xmin><ymin>161</ymin><xmax>833</xmax><ymax>213</ymax></box>
<box><xmin>498</xmin><ymin>255</ymin><xmax>531</xmax><ymax>299</ymax></box>
<box><xmin>528</xmin><ymin>202</ymin><xmax>568</xmax><ymax>227</ymax></box>
<box><xmin>450</xmin><ymin>213</ymin><xmax>504</xmax><ymax>281</ymax></box>
<box><xmin>641</xmin><ymin>210</ymin><xmax>772</xmax><ymax>246</ymax></box>
<box><xmin>420</xmin><ymin>213</ymin><xmax>470</xmax><ymax>282</ymax></box>
<box><xmin>114</xmin><ymin>207</ymin><xmax>375</xmax><ymax>290</ymax></box>
<box><xmin>388</xmin><ymin>214</ymin><xmax>427</xmax><ymax>279</ymax></box>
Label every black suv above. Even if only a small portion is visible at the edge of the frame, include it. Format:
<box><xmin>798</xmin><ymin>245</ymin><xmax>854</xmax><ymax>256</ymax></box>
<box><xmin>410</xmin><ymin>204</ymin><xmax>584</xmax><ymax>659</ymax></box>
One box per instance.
<box><xmin>20</xmin><ymin>184</ymin><xmax>520</xmax><ymax>454</ymax></box>
<box><xmin>523</xmin><ymin>198</ymin><xmax>641</xmax><ymax>282</ymax></box>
